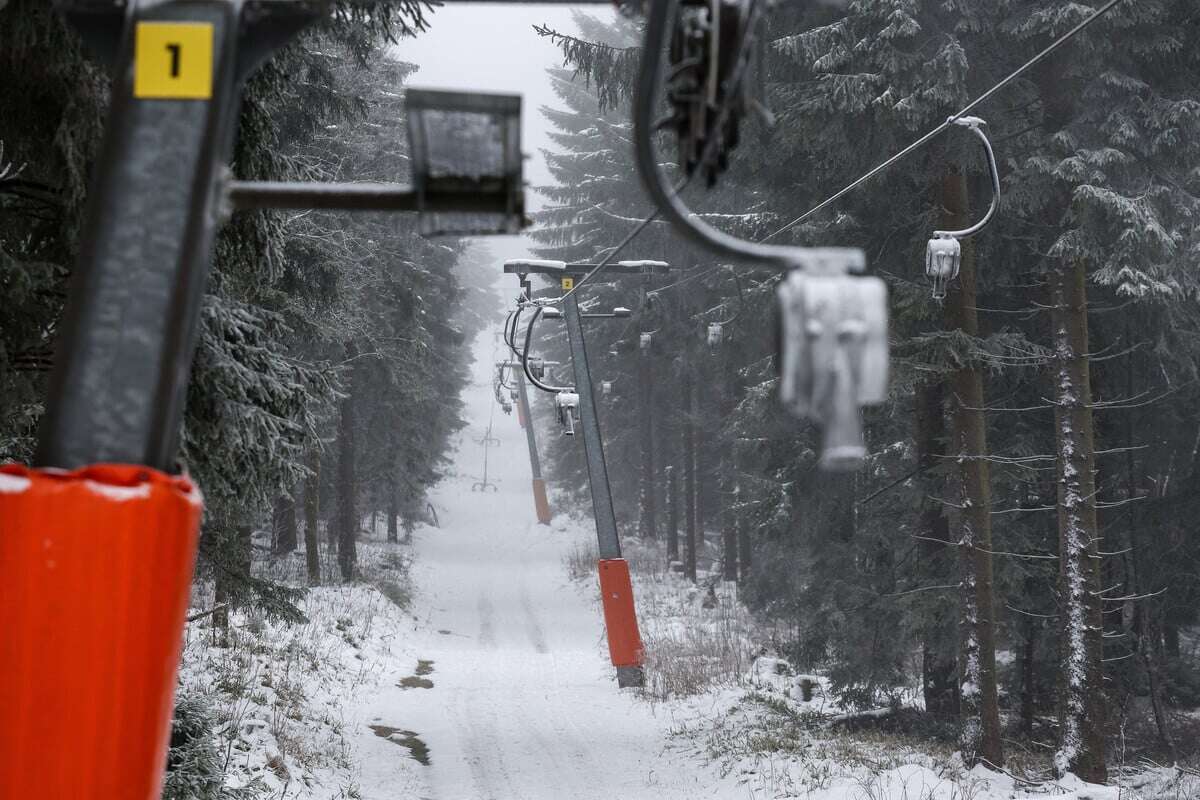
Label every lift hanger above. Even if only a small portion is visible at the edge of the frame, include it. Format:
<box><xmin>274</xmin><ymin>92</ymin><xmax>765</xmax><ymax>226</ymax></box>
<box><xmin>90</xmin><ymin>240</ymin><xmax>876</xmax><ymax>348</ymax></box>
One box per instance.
<box><xmin>926</xmin><ymin>116</ymin><xmax>1001</xmax><ymax>300</ymax></box>
<box><xmin>706</xmin><ymin>266</ymin><xmax>744</xmax><ymax>349</ymax></box>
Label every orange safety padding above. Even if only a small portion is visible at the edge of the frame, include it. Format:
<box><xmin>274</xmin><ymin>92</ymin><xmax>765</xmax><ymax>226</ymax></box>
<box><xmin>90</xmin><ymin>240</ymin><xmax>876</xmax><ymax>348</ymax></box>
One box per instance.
<box><xmin>597</xmin><ymin>558</ymin><xmax>644</xmax><ymax>668</ymax></box>
<box><xmin>0</xmin><ymin>463</ymin><xmax>203</xmax><ymax>800</ymax></box>
<box><xmin>532</xmin><ymin>478</ymin><xmax>552</xmax><ymax>525</ymax></box>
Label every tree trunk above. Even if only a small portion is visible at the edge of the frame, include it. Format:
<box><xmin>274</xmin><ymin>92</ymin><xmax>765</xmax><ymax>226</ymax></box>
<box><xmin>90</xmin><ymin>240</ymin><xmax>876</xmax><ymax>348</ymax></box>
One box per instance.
<box><xmin>336</xmin><ymin>347</ymin><xmax>359</xmax><ymax>581</ymax></box>
<box><xmin>1020</xmin><ymin>610</ymin><xmax>1037</xmax><ymax>736</ymax></box>
<box><xmin>916</xmin><ymin>379</ymin><xmax>958</xmax><ymax>719</ymax></box>
<box><xmin>1122</xmin><ymin>336</ymin><xmax>1176</xmax><ymax>757</ymax></box>
<box><xmin>212</xmin><ymin>577</ymin><xmax>229</xmax><ymax>648</ymax></box>
<box><xmin>387</xmin><ymin>481</ymin><xmax>399</xmax><ymax>544</ymax></box>
<box><xmin>212</xmin><ymin>523</ymin><xmax>252</xmax><ymax>648</ymax></box>
<box><xmin>736</xmin><ymin>498</ymin><xmax>751</xmax><ymax>582</ymax></box>
<box><xmin>665</xmin><ymin>464</ymin><xmax>679</xmax><ymax>564</ymax></box>
<box><xmin>682</xmin><ymin>368</ymin><xmax>698</xmax><ymax>583</ymax></box>
<box><xmin>722</xmin><ymin>479</ymin><xmax>738</xmax><ymax>582</ymax></box>
<box><xmin>942</xmin><ymin>170</ymin><xmax>1003</xmax><ymax>768</ymax></box>
<box><xmin>1163</xmin><ymin>624</ymin><xmax>1180</xmax><ymax>659</ymax></box>
<box><xmin>272</xmin><ymin>494</ymin><xmax>298</xmax><ymax>555</ymax></box>
<box><xmin>304</xmin><ymin>448</ymin><xmax>321</xmax><ymax>585</ymax></box>
<box><xmin>638</xmin><ymin>347</ymin><xmax>657</xmax><ymax>539</ymax></box>
<box><xmin>1049</xmin><ymin>258</ymin><xmax>1106</xmax><ymax>783</ymax></box>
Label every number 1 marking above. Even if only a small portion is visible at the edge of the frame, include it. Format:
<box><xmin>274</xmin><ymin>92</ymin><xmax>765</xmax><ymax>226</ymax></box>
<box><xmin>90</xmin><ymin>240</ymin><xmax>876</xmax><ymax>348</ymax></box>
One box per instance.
<box><xmin>135</xmin><ymin>23</ymin><xmax>213</xmax><ymax>99</ymax></box>
<box><xmin>166</xmin><ymin>43</ymin><xmax>182</xmax><ymax>78</ymax></box>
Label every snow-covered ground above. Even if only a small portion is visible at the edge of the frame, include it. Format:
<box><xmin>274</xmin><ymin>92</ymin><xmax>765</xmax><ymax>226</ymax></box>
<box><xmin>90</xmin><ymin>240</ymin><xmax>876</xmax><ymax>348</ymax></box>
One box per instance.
<box><xmin>181</xmin><ymin>324</ymin><xmax>1199</xmax><ymax>800</ymax></box>
<box><xmin>343</xmin><ymin>329</ymin><xmax>743</xmax><ymax>799</ymax></box>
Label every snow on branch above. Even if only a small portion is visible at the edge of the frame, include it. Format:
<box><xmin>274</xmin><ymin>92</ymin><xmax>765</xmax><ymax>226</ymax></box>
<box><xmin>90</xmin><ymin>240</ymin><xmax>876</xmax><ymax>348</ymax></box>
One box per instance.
<box><xmin>533</xmin><ymin>24</ymin><xmax>640</xmax><ymax>112</ymax></box>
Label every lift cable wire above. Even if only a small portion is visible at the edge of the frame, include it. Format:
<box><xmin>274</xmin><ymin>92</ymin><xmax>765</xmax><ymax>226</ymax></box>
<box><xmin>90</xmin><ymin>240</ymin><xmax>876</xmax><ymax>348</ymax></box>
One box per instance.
<box><xmin>758</xmin><ymin>0</ymin><xmax>1128</xmax><ymax>244</ymax></box>
<box><xmin>519</xmin><ymin>0</ymin><xmax>1128</xmax><ymax>373</ymax></box>
<box><xmin>538</xmin><ymin>0</ymin><xmax>1126</xmax><ymax>298</ymax></box>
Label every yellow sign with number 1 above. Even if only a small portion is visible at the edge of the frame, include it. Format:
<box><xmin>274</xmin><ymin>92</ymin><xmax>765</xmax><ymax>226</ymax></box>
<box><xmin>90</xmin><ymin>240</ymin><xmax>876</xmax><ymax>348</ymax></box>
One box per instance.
<box><xmin>562</xmin><ymin>277</ymin><xmax>575</xmax><ymax>291</ymax></box>
<box><xmin>134</xmin><ymin>22</ymin><xmax>214</xmax><ymax>100</ymax></box>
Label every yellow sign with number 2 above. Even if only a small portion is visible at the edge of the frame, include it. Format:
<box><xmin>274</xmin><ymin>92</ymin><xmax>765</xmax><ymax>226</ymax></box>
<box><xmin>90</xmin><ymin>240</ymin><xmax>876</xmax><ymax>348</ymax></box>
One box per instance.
<box><xmin>134</xmin><ymin>22</ymin><xmax>214</xmax><ymax>100</ymax></box>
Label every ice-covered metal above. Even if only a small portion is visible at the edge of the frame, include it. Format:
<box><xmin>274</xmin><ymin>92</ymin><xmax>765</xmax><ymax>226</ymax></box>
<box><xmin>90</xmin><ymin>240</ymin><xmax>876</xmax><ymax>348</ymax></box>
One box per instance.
<box><xmin>556</xmin><ymin>391</ymin><xmax>581</xmax><ymax>436</ymax></box>
<box><xmin>407</xmin><ymin>88</ymin><xmax>524</xmax><ymax>237</ymax></box>
<box><xmin>776</xmin><ymin>251</ymin><xmax>889</xmax><ymax>472</ymax></box>
<box><xmin>925</xmin><ymin>116</ymin><xmax>1001</xmax><ymax>300</ymax></box>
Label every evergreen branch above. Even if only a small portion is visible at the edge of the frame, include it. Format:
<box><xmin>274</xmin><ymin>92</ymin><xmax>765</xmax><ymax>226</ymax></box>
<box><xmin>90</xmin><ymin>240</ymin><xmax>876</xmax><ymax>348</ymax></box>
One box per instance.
<box><xmin>532</xmin><ymin>24</ymin><xmax>641</xmax><ymax>112</ymax></box>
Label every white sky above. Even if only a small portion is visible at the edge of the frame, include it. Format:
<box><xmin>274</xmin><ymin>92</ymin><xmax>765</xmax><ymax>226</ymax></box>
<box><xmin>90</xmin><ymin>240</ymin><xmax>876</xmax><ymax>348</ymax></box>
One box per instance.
<box><xmin>395</xmin><ymin>3</ymin><xmax>619</xmax><ymax>264</ymax></box>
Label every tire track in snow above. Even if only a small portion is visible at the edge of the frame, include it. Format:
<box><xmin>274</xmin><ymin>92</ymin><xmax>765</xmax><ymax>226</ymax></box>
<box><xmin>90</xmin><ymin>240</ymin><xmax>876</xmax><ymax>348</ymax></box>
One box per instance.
<box><xmin>477</xmin><ymin>593</ymin><xmax>496</xmax><ymax>648</ymax></box>
<box><xmin>519</xmin><ymin>582</ymin><xmax>548</xmax><ymax>654</ymax></box>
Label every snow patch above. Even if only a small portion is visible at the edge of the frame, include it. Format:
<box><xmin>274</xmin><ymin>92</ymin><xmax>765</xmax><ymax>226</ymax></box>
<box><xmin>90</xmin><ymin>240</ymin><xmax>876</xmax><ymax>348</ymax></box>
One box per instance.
<box><xmin>84</xmin><ymin>480</ymin><xmax>151</xmax><ymax>502</ymax></box>
<box><xmin>0</xmin><ymin>472</ymin><xmax>31</xmax><ymax>494</ymax></box>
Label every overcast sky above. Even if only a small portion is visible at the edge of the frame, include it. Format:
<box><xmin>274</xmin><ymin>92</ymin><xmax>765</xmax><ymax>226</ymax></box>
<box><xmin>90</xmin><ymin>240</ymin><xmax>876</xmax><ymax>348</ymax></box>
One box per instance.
<box><xmin>395</xmin><ymin>3</ymin><xmax>619</xmax><ymax>264</ymax></box>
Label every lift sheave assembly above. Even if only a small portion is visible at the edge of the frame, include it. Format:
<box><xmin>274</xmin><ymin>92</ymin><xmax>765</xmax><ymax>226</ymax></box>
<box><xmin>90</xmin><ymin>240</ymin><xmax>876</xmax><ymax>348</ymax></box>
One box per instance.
<box><xmin>776</xmin><ymin>252</ymin><xmax>889</xmax><ymax>472</ymax></box>
<box><xmin>633</xmin><ymin>0</ymin><xmax>888</xmax><ymax>472</ymax></box>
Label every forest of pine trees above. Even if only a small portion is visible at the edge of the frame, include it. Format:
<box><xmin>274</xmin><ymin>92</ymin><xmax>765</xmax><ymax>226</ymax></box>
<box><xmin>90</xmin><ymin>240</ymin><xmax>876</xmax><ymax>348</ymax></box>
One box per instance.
<box><xmin>531</xmin><ymin>4</ymin><xmax>1200</xmax><ymax>781</ymax></box>
<box><xmin>2</xmin><ymin>0</ymin><xmax>1199</xmax><ymax>792</ymax></box>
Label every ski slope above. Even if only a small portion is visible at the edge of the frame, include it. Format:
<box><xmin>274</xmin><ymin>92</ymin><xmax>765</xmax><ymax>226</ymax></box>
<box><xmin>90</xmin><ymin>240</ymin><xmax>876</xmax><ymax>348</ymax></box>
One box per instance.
<box><xmin>346</xmin><ymin>327</ymin><xmax>734</xmax><ymax>799</ymax></box>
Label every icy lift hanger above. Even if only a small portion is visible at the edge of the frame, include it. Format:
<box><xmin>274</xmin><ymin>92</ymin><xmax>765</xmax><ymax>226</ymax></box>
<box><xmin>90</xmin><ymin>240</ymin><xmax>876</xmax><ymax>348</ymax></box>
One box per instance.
<box><xmin>925</xmin><ymin>117</ymin><xmax>1001</xmax><ymax>300</ymax></box>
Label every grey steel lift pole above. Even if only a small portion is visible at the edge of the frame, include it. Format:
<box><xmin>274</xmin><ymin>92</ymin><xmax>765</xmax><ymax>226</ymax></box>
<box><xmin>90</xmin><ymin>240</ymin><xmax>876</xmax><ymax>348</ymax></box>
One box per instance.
<box><xmin>6</xmin><ymin>4</ymin><xmax>540</xmax><ymax>796</ymax></box>
<box><xmin>562</xmin><ymin>290</ymin><xmax>621</xmax><ymax>561</ymax></box>
<box><xmin>516</xmin><ymin>370</ymin><xmax>553</xmax><ymax>524</ymax></box>
<box><xmin>37</xmin><ymin>0</ymin><xmax>325</xmax><ymax>470</ymax></box>
<box><xmin>504</xmin><ymin>259</ymin><xmax>669</xmax><ymax>688</ymax></box>
<box><xmin>498</xmin><ymin>361</ymin><xmax>551</xmax><ymax>523</ymax></box>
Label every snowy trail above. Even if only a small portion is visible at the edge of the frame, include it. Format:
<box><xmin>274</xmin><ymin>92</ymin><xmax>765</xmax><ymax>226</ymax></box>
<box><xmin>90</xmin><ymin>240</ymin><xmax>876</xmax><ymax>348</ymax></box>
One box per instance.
<box><xmin>349</xmin><ymin>327</ymin><xmax>734</xmax><ymax>800</ymax></box>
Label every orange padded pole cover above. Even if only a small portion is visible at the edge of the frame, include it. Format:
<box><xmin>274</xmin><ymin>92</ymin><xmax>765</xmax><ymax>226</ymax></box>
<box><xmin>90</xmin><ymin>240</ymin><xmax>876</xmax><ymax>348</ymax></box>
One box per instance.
<box><xmin>597</xmin><ymin>559</ymin><xmax>644</xmax><ymax>668</ymax></box>
<box><xmin>532</xmin><ymin>478</ymin><xmax>552</xmax><ymax>525</ymax></box>
<box><xmin>0</xmin><ymin>463</ymin><xmax>203</xmax><ymax>800</ymax></box>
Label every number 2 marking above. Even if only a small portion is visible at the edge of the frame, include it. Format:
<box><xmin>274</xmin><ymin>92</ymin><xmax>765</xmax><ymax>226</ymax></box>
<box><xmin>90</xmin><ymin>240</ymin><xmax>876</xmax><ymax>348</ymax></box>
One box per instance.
<box><xmin>166</xmin><ymin>43</ymin><xmax>182</xmax><ymax>78</ymax></box>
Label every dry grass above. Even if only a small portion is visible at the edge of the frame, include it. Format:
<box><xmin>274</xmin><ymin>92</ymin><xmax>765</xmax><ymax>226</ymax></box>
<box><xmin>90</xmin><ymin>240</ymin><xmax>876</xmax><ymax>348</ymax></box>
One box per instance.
<box><xmin>562</xmin><ymin>537</ymin><xmax>599</xmax><ymax>581</ymax></box>
<box><xmin>561</xmin><ymin>530</ymin><xmax>757</xmax><ymax>702</ymax></box>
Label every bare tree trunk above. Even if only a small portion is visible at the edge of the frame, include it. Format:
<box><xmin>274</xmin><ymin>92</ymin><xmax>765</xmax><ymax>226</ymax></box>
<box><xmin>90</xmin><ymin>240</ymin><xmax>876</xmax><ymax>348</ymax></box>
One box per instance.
<box><xmin>736</xmin><ymin>495</ymin><xmax>751</xmax><ymax>582</ymax></box>
<box><xmin>212</xmin><ymin>577</ymin><xmax>229</xmax><ymax>648</ymax></box>
<box><xmin>304</xmin><ymin>448</ymin><xmax>321</xmax><ymax>585</ymax></box>
<box><xmin>942</xmin><ymin>170</ymin><xmax>1003</xmax><ymax>768</ymax></box>
<box><xmin>665</xmin><ymin>464</ymin><xmax>679</xmax><ymax>565</ymax></box>
<box><xmin>1020</xmin><ymin>615</ymin><xmax>1036</xmax><ymax>736</ymax></box>
<box><xmin>639</xmin><ymin>347</ymin><xmax>657</xmax><ymax>539</ymax></box>
<box><xmin>722</xmin><ymin>476</ymin><xmax>738</xmax><ymax>582</ymax></box>
<box><xmin>1163</xmin><ymin>624</ymin><xmax>1180</xmax><ymax>658</ymax></box>
<box><xmin>682</xmin><ymin>368</ymin><xmax>698</xmax><ymax>583</ymax></box>
<box><xmin>387</xmin><ymin>481</ymin><xmax>399</xmax><ymax>544</ymax></box>
<box><xmin>1050</xmin><ymin>258</ymin><xmax>1106</xmax><ymax>783</ymax></box>
<box><xmin>336</xmin><ymin>346</ymin><xmax>359</xmax><ymax>582</ymax></box>
<box><xmin>272</xmin><ymin>494</ymin><xmax>297</xmax><ymax>555</ymax></box>
<box><xmin>916</xmin><ymin>379</ymin><xmax>958</xmax><ymax>719</ymax></box>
